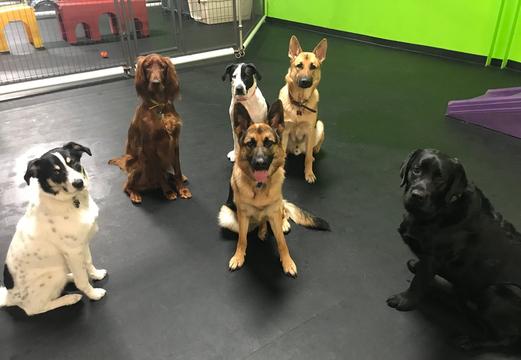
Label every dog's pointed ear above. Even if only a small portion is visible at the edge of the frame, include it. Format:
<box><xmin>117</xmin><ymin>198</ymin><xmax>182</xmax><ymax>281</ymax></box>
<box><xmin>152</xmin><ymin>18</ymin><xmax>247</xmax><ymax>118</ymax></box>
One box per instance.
<box><xmin>268</xmin><ymin>100</ymin><xmax>285</xmax><ymax>138</ymax></box>
<box><xmin>63</xmin><ymin>142</ymin><xmax>92</xmax><ymax>157</ymax></box>
<box><xmin>400</xmin><ymin>149</ymin><xmax>423</xmax><ymax>187</ymax></box>
<box><xmin>24</xmin><ymin>159</ymin><xmax>40</xmax><ymax>185</ymax></box>
<box><xmin>245</xmin><ymin>63</ymin><xmax>261</xmax><ymax>81</ymax></box>
<box><xmin>222</xmin><ymin>64</ymin><xmax>237</xmax><ymax>82</ymax></box>
<box><xmin>313</xmin><ymin>38</ymin><xmax>328</xmax><ymax>63</ymax></box>
<box><xmin>288</xmin><ymin>35</ymin><xmax>302</xmax><ymax>60</ymax></box>
<box><xmin>445</xmin><ymin>158</ymin><xmax>468</xmax><ymax>203</ymax></box>
<box><xmin>134</xmin><ymin>56</ymin><xmax>147</xmax><ymax>98</ymax></box>
<box><xmin>233</xmin><ymin>103</ymin><xmax>253</xmax><ymax>141</ymax></box>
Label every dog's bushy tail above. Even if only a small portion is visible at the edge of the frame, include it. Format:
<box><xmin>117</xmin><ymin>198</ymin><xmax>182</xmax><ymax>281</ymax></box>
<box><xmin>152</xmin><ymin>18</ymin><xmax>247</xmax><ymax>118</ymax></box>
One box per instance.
<box><xmin>284</xmin><ymin>200</ymin><xmax>330</xmax><ymax>231</ymax></box>
<box><xmin>0</xmin><ymin>286</ymin><xmax>8</xmax><ymax>307</ymax></box>
<box><xmin>218</xmin><ymin>205</ymin><xmax>239</xmax><ymax>233</ymax></box>
<box><xmin>108</xmin><ymin>155</ymin><xmax>131</xmax><ymax>171</ymax></box>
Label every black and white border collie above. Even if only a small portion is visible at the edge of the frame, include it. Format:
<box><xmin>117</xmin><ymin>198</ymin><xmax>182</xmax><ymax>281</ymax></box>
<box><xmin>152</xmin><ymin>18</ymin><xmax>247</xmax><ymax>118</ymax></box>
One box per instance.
<box><xmin>0</xmin><ymin>142</ymin><xmax>107</xmax><ymax>316</ymax></box>
<box><xmin>222</xmin><ymin>62</ymin><xmax>268</xmax><ymax>162</ymax></box>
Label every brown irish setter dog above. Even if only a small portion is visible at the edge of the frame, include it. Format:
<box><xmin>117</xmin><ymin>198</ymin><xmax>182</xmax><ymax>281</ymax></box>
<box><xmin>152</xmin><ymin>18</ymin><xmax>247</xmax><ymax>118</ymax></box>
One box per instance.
<box><xmin>109</xmin><ymin>54</ymin><xmax>192</xmax><ymax>204</ymax></box>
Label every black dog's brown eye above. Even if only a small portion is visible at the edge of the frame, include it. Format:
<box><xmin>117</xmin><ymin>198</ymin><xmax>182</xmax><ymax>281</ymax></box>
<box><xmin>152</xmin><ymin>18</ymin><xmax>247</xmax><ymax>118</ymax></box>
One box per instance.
<box><xmin>412</xmin><ymin>167</ymin><xmax>421</xmax><ymax>176</ymax></box>
<box><xmin>263</xmin><ymin>139</ymin><xmax>273</xmax><ymax>148</ymax></box>
<box><xmin>310</xmin><ymin>63</ymin><xmax>317</xmax><ymax>70</ymax></box>
<box><xmin>246</xmin><ymin>139</ymin><xmax>256</xmax><ymax>148</ymax></box>
<box><xmin>296</xmin><ymin>63</ymin><xmax>303</xmax><ymax>69</ymax></box>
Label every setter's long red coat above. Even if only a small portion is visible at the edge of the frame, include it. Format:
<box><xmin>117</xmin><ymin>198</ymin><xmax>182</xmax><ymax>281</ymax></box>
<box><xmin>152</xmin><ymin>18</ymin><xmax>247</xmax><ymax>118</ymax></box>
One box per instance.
<box><xmin>109</xmin><ymin>54</ymin><xmax>191</xmax><ymax>204</ymax></box>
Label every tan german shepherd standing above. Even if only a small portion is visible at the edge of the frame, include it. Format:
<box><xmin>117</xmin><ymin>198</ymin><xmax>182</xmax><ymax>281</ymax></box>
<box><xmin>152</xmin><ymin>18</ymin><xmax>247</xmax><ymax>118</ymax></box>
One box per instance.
<box><xmin>279</xmin><ymin>35</ymin><xmax>328</xmax><ymax>183</ymax></box>
<box><xmin>218</xmin><ymin>100</ymin><xmax>330</xmax><ymax>277</ymax></box>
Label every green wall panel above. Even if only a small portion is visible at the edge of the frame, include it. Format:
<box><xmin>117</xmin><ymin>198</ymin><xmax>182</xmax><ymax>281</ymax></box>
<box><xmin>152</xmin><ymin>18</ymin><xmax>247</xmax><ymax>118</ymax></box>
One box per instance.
<box><xmin>267</xmin><ymin>0</ymin><xmax>521</xmax><ymax>64</ymax></box>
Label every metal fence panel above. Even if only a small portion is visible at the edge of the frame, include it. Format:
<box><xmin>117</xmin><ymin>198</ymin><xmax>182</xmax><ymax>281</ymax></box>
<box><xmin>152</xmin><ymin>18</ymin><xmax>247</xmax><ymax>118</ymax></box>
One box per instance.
<box><xmin>0</xmin><ymin>0</ymin><xmax>264</xmax><ymax>85</ymax></box>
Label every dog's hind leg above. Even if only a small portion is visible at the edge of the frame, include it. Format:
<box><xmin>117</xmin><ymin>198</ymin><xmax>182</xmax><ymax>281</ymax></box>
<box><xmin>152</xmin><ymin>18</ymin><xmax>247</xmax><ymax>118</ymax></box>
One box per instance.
<box><xmin>269</xmin><ymin>210</ymin><xmax>297</xmax><ymax>277</ymax></box>
<box><xmin>455</xmin><ymin>284</ymin><xmax>521</xmax><ymax>350</ymax></box>
<box><xmin>25</xmin><ymin>294</ymin><xmax>83</xmax><ymax>316</ymax></box>
<box><xmin>282</xmin><ymin>206</ymin><xmax>291</xmax><ymax>233</ymax></box>
<box><xmin>313</xmin><ymin>120</ymin><xmax>325</xmax><ymax>154</ymax></box>
<box><xmin>21</xmin><ymin>272</ymin><xmax>79</xmax><ymax>316</ymax></box>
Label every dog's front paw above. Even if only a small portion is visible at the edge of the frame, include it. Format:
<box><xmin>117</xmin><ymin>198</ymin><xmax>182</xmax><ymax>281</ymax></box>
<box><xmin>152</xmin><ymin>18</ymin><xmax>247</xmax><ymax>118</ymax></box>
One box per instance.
<box><xmin>229</xmin><ymin>253</ymin><xmax>245</xmax><ymax>271</ymax></box>
<box><xmin>227</xmin><ymin>150</ymin><xmax>236</xmax><ymax>162</ymax></box>
<box><xmin>165</xmin><ymin>191</ymin><xmax>178</xmax><ymax>201</ymax></box>
<box><xmin>281</xmin><ymin>256</ymin><xmax>297</xmax><ymax>278</ymax></box>
<box><xmin>90</xmin><ymin>268</ymin><xmax>107</xmax><ymax>281</ymax></box>
<box><xmin>386</xmin><ymin>291</ymin><xmax>418</xmax><ymax>311</ymax></box>
<box><xmin>178</xmin><ymin>187</ymin><xmax>192</xmax><ymax>199</ymax></box>
<box><xmin>305</xmin><ymin>170</ymin><xmax>316</xmax><ymax>184</ymax></box>
<box><xmin>129</xmin><ymin>192</ymin><xmax>142</xmax><ymax>204</ymax></box>
<box><xmin>86</xmin><ymin>288</ymin><xmax>107</xmax><ymax>301</ymax></box>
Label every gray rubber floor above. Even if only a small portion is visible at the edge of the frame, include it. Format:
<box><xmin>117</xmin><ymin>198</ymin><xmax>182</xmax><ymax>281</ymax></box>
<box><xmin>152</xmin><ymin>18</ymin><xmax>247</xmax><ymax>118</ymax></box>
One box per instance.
<box><xmin>1</xmin><ymin>21</ymin><xmax>521</xmax><ymax>359</ymax></box>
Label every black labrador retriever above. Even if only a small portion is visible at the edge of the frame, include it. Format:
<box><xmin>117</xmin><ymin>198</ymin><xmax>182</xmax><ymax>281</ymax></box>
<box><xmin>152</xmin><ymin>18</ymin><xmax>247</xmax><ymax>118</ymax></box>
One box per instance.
<box><xmin>387</xmin><ymin>148</ymin><xmax>521</xmax><ymax>350</ymax></box>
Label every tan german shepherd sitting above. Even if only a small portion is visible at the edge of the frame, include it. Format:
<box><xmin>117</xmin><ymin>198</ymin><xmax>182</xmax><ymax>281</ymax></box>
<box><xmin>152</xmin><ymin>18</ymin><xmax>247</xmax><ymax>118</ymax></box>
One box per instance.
<box><xmin>279</xmin><ymin>35</ymin><xmax>328</xmax><ymax>183</ymax></box>
<box><xmin>218</xmin><ymin>100</ymin><xmax>330</xmax><ymax>277</ymax></box>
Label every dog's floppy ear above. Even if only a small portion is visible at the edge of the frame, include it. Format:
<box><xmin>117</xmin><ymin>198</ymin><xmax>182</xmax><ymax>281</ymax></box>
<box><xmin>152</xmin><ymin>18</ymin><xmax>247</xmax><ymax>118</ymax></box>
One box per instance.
<box><xmin>233</xmin><ymin>103</ymin><xmax>253</xmax><ymax>142</ymax></box>
<box><xmin>313</xmin><ymin>38</ymin><xmax>328</xmax><ymax>63</ymax></box>
<box><xmin>245</xmin><ymin>63</ymin><xmax>261</xmax><ymax>81</ymax></box>
<box><xmin>267</xmin><ymin>100</ymin><xmax>284</xmax><ymax>139</ymax></box>
<box><xmin>222</xmin><ymin>63</ymin><xmax>237</xmax><ymax>82</ymax></box>
<box><xmin>24</xmin><ymin>159</ymin><xmax>40</xmax><ymax>185</ymax></box>
<box><xmin>163</xmin><ymin>56</ymin><xmax>180</xmax><ymax>101</ymax></box>
<box><xmin>445</xmin><ymin>158</ymin><xmax>468</xmax><ymax>203</ymax></box>
<box><xmin>134</xmin><ymin>56</ymin><xmax>147</xmax><ymax>98</ymax></box>
<box><xmin>400</xmin><ymin>149</ymin><xmax>423</xmax><ymax>187</ymax></box>
<box><xmin>288</xmin><ymin>35</ymin><xmax>302</xmax><ymax>60</ymax></box>
<box><xmin>63</xmin><ymin>142</ymin><xmax>92</xmax><ymax>157</ymax></box>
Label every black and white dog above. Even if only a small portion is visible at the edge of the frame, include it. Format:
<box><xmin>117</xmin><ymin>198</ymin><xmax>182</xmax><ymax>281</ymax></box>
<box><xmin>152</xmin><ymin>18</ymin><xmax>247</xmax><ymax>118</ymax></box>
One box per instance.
<box><xmin>0</xmin><ymin>142</ymin><xmax>107</xmax><ymax>316</ymax></box>
<box><xmin>222</xmin><ymin>63</ymin><xmax>268</xmax><ymax>162</ymax></box>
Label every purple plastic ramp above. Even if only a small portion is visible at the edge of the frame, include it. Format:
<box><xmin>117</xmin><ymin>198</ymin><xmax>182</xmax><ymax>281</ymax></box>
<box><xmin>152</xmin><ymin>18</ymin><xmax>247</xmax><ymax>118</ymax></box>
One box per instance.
<box><xmin>446</xmin><ymin>87</ymin><xmax>521</xmax><ymax>138</ymax></box>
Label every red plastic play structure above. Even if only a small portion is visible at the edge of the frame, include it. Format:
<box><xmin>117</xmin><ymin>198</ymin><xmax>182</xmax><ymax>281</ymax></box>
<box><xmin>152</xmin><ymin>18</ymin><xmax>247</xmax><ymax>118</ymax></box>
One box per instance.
<box><xmin>57</xmin><ymin>0</ymin><xmax>149</xmax><ymax>44</ymax></box>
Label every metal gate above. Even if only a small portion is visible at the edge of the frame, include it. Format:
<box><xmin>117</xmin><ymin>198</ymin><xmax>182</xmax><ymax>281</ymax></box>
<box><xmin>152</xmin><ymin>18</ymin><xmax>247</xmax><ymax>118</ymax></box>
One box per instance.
<box><xmin>0</xmin><ymin>0</ymin><xmax>264</xmax><ymax>85</ymax></box>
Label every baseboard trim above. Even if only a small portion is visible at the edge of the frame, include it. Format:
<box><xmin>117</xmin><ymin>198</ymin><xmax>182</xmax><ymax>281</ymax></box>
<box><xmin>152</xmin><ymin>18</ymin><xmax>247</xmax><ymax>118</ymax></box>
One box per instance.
<box><xmin>266</xmin><ymin>17</ymin><xmax>521</xmax><ymax>72</ymax></box>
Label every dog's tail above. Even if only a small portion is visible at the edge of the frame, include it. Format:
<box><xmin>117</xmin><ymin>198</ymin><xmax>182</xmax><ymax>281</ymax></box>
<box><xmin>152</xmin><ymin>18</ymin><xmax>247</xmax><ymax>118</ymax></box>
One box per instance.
<box><xmin>108</xmin><ymin>155</ymin><xmax>131</xmax><ymax>171</ymax></box>
<box><xmin>0</xmin><ymin>286</ymin><xmax>8</xmax><ymax>307</ymax></box>
<box><xmin>284</xmin><ymin>200</ymin><xmax>330</xmax><ymax>231</ymax></box>
<box><xmin>218</xmin><ymin>205</ymin><xmax>239</xmax><ymax>233</ymax></box>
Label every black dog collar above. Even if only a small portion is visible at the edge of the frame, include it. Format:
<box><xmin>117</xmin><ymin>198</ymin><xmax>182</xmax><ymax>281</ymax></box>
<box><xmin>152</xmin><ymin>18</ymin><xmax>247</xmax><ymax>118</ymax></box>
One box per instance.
<box><xmin>288</xmin><ymin>91</ymin><xmax>317</xmax><ymax>116</ymax></box>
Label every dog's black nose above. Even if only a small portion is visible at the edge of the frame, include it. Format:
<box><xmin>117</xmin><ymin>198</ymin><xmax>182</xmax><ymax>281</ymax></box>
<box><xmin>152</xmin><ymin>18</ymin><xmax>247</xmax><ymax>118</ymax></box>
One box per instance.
<box><xmin>298</xmin><ymin>77</ymin><xmax>313</xmax><ymax>88</ymax></box>
<box><xmin>72</xmin><ymin>179</ymin><xmax>84</xmax><ymax>190</ymax></box>
<box><xmin>235</xmin><ymin>85</ymin><xmax>245</xmax><ymax>95</ymax></box>
<box><xmin>411</xmin><ymin>189</ymin><xmax>426</xmax><ymax>200</ymax></box>
<box><xmin>252</xmin><ymin>157</ymin><xmax>269</xmax><ymax>170</ymax></box>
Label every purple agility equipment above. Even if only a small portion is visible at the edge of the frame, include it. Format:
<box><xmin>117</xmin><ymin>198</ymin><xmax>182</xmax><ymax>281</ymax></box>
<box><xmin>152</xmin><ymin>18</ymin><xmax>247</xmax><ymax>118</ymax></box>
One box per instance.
<box><xmin>446</xmin><ymin>87</ymin><xmax>521</xmax><ymax>138</ymax></box>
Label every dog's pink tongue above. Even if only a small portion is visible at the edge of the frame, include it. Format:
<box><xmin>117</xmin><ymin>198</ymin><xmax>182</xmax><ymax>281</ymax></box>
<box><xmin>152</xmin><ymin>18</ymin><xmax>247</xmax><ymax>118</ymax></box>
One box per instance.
<box><xmin>254</xmin><ymin>170</ymin><xmax>269</xmax><ymax>183</ymax></box>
